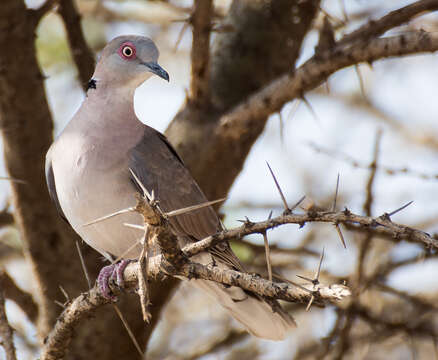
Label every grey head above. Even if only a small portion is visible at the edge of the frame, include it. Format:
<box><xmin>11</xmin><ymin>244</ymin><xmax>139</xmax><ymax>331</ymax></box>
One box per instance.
<box><xmin>92</xmin><ymin>35</ymin><xmax>169</xmax><ymax>88</ymax></box>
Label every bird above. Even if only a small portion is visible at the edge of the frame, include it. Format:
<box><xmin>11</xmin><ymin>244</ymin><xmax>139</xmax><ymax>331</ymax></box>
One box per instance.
<box><xmin>45</xmin><ymin>35</ymin><xmax>295</xmax><ymax>340</ymax></box>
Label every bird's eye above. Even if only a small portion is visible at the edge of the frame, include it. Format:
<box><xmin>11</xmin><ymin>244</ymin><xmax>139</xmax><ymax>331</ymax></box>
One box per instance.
<box><xmin>122</xmin><ymin>46</ymin><xmax>133</xmax><ymax>57</ymax></box>
<box><xmin>119</xmin><ymin>43</ymin><xmax>136</xmax><ymax>60</ymax></box>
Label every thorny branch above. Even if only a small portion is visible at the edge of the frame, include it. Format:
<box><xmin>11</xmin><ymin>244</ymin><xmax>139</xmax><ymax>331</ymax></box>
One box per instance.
<box><xmin>41</xmin><ymin>173</ymin><xmax>438</xmax><ymax>360</ymax></box>
<box><xmin>40</xmin><ymin>193</ymin><xmax>351</xmax><ymax>360</ymax></box>
<box><xmin>337</xmin><ymin>0</ymin><xmax>438</xmax><ymax>46</ymax></box>
<box><xmin>216</xmin><ymin>31</ymin><xmax>438</xmax><ymax>143</ymax></box>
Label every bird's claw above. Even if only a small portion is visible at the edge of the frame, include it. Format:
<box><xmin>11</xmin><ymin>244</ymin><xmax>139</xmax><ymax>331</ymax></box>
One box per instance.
<box><xmin>97</xmin><ymin>260</ymin><xmax>131</xmax><ymax>301</ymax></box>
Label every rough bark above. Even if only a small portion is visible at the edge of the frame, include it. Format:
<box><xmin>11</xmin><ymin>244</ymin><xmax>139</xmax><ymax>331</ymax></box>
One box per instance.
<box><xmin>166</xmin><ymin>0</ymin><xmax>320</xmax><ymax>200</ymax></box>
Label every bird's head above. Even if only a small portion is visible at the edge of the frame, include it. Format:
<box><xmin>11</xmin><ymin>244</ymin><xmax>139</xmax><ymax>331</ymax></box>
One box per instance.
<box><xmin>92</xmin><ymin>35</ymin><xmax>169</xmax><ymax>88</ymax></box>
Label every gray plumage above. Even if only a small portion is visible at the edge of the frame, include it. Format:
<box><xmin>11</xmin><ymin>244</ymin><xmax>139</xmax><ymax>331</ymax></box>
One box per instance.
<box><xmin>46</xmin><ymin>35</ymin><xmax>295</xmax><ymax>340</ymax></box>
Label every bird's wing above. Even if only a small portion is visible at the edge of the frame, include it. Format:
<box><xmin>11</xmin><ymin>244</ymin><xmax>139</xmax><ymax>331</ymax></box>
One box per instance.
<box><xmin>45</xmin><ymin>147</ymin><xmax>68</xmax><ymax>222</ymax></box>
<box><xmin>128</xmin><ymin>126</ymin><xmax>243</xmax><ymax>270</ymax></box>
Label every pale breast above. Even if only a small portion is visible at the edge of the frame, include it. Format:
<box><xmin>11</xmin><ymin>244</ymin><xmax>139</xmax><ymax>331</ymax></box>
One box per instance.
<box><xmin>51</xmin><ymin>131</ymin><xmax>145</xmax><ymax>259</ymax></box>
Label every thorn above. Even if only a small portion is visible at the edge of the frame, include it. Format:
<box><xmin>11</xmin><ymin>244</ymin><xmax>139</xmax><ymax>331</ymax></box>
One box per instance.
<box><xmin>301</xmin><ymin>96</ymin><xmax>320</xmax><ymax>127</ymax></box>
<box><xmin>306</xmin><ymin>295</ymin><xmax>315</xmax><ymax>312</ymax></box>
<box><xmin>83</xmin><ymin>207</ymin><xmax>135</xmax><ymax>226</ymax></box>
<box><xmin>59</xmin><ymin>285</ymin><xmax>69</xmax><ymax>302</ymax></box>
<box><xmin>291</xmin><ymin>195</ymin><xmax>306</xmax><ymax>212</ymax></box>
<box><xmin>297</xmin><ymin>247</ymin><xmax>325</xmax><ymax>286</ymax></box>
<box><xmin>165</xmin><ymin>198</ymin><xmax>226</xmax><ymax>217</ymax></box>
<box><xmin>129</xmin><ymin>168</ymin><xmax>153</xmax><ymax>201</ymax></box>
<box><xmin>266</xmin><ymin>162</ymin><xmax>290</xmax><ymax>213</ymax></box>
<box><xmin>278</xmin><ymin>112</ymin><xmax>285</xmax><ymax>146</ymax></box>
<box><xmin>237</xmin><ymin>216</ymin><xmax>255</xmax><ymax>227</ymax></box>
<box><xmin>75</xmin><ymin>240</ymin><xmax>92</xmax><ymax>289</ymax></box>
<box><xmin>268</xmin><ymin>210</ymin><xmax>273</xmax><ymax>220</ymax></box>
<box><xmin>386</xmin><ymin>200</ymin><xmax>414</xmax><ymax>217</ymax></box>
<box><xmin>314</xmin><ymin>247</ymin><xmax>325</xmax><ymax>281</ymax></box>
<box><xmin>335</xmin><ymin>223</ymin><xmax>347</xmax><ymax>249</ymax></box>
<box><xmin>54</xmin><ymin>300</ymin><xmax>66</xmax><ymax>308</ymax></box>
<box><xmin>123</xmin><ymin>223</ymin><xmax>146</xmax><ymax>231</ymax></box>
<box><xmin>286</xmin><ymin>98</ymin><xmax>301</xmax><ymax>122</ymax></box>
<box><xmin>296</xmin><ymin>274</ymin><xmax>314</xmax><ymax>283</ymax></box>
<box><xmin>354</xmin><ymin>64</ymin><xmax>367</xmax><ymax>99</ymax></box>
<box><xmin>111</xmin><ymin>236</ymin><xmax>144</xmax><ymax>265</ymax></box>
<box><xmin>112</xmin><ymin>304</ymin><xmax>144</xmax><ymax>357</ymax></box>
<box><xmin>332</xmin><ymin>173</ymin><xmax>340</xmax><ymax>212</ymax></box>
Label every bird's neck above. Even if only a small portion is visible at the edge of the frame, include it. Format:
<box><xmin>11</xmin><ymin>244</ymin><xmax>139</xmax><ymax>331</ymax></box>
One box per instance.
<box><xmin>78</xmin><ymin>79</ymin><xmax>142</xmax><ymax>132</ymax></box>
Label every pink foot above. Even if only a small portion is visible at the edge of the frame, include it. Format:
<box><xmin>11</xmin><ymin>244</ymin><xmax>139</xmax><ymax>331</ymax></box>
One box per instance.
<box><xmin>97</xmin><ymin>260</ymin><xmax>131</xmax><ymax>301</ymax></box>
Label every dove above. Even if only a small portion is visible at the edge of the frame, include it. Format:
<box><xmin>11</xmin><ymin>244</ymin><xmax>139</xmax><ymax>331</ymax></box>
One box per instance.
<box><xmin>46</xmin><ymin>35</ymin><xmax>295</xmax><ymax>340</ymax></box>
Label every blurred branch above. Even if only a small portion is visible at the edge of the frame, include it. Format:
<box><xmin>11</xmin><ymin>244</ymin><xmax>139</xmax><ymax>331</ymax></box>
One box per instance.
<box><xmin>356</xmin><ymin>130</ymin><xmax>382</xmax><ymax>286</ymax></box>
<box><xmin>58</xmin><ymin>0</ymin><xmax>95</xmax><ymax>89</ymax></box>
<box><xmin>0</xmin><ymin>210</ymin><xmax>13</xmax><ymax>228</ymax></box>
<box><xmin>33</xmin><ymin>0</ymin><xmax>57</xmax><ymax>21</ymax></box>
<box><xmin>216</xmin><ymin>30</ymin><xmax>438</xmax><ymax>144</ymax></box>
<box><xmin>309</xmin><ymin>141</ymin><xmax>438</xmax><ymax>181</ymax></box>
<box><xmin>0</xmin><ymin>285</ymin><xmax>17</xmax><ymax>360</ymax></box>
<box><xmin>337</xmin><ymin>0</ymin><xmax>438</xmax><ymax>46</ymax></box>
<box><xmin>189</xmin><ymin>0</ymin><xmax>213</xmax><ymax>107</ymax></box>
<box><xmin>0</xmin><ymin>269</ymin><xmax>39</xmax><ymax>323</ymax></box>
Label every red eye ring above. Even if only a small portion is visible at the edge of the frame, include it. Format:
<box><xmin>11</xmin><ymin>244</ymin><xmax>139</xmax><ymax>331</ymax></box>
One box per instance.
<box><xmin>118</xmin><ymin>42</ymin><xmax>136</xmax><ymax>60</ymax></box>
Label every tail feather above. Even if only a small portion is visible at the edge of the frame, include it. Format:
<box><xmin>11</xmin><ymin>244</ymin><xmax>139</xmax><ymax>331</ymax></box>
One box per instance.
<box><xmin>193</xmin><ymin>279</ymin><xmax>296</xmax><ymax>340</ymax></box>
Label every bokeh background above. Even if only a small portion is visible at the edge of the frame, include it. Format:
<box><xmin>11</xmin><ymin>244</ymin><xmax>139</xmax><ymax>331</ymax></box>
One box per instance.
<box><xmin>1</xmin><ymin>0</ymin><xmax>438</xmax><ymax>359</ymax></box>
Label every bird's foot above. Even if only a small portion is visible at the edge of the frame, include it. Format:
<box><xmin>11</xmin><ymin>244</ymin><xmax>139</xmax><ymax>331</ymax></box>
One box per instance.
<box><xmin>97</xmin><ymin>260</ymin><xmax>131</xmax><ymax>301</ymax></box>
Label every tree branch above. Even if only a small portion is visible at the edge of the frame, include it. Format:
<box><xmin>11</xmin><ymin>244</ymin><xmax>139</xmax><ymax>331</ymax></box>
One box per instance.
<box><xmin>58</xmin><ymin>0</ymin><xmax>95</xmax><ymax>89</ymax></box>
<box><xmin>0</xmin><ymin>269</ymin><xmax>38</xmax><ymax>323</ymax></box>
<box><xmin>216</xmin><ymin>30</ymin><xmax>438</xmax><ymax>143</ymax></box>
<box><xmin>40</xmin><ymin>252</ymin><xmax>349</xmax><ymax>360</ymax></box>
<box><xmin>189</xmin><ymin>0</ymin><xmax>213</xmax><ymax>107</ymax></box>
<box><xmin>40</xmin><ymin>195</ymin><xmax>351</xmax><ymax>360</ymax></box>
<box><xmin>337</xmin><ymin>0</ymin><xmax>438</xmax><ymax>46</ymax></box>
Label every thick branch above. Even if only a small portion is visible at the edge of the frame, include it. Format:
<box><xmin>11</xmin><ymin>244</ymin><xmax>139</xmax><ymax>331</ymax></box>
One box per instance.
<box><xmin>337</xmin><ymin>0</ymin><xmax>438</xmax><ymax>46</ymax></box>
<box><xmin>189</xmin><ymin>0</ymin><xmax>213</xmax><ymax>107</ymax></box>
<box><xmin>58</xmin><ymin>0</ymin><xmax>94</xmax><ymax>89</ymax></box>
<box><xmin>217</xmin><ymin>31</ymin><xmax>438</xmax><ymax>142</ymax></box>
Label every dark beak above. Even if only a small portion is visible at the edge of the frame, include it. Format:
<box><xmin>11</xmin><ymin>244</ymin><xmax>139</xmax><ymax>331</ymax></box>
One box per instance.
<box><xmin>143</xmin><ymin>62</ymin><xmax>169</xmax><ymax>82</ymax></box>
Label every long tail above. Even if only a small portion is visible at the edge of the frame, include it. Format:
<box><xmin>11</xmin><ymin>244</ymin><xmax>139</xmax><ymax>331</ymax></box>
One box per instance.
<box><xmin>193</xmin><ymin>279</ymin><xmax>295</xmax><ymax>340</ymax></box>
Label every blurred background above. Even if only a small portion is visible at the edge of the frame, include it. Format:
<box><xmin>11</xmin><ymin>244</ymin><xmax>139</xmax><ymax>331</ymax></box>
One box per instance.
<box><xmin>1</xmin><ymin>0</ymin><xmax>438</xmax><ymax>359</ymax></box>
